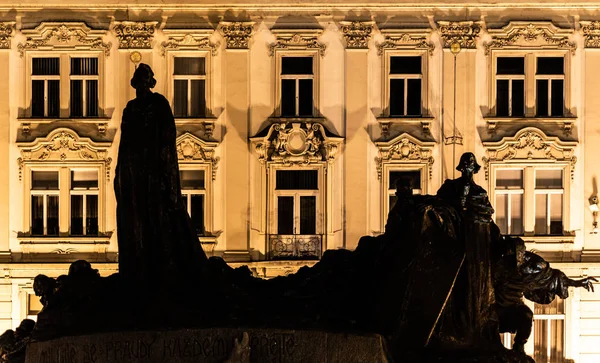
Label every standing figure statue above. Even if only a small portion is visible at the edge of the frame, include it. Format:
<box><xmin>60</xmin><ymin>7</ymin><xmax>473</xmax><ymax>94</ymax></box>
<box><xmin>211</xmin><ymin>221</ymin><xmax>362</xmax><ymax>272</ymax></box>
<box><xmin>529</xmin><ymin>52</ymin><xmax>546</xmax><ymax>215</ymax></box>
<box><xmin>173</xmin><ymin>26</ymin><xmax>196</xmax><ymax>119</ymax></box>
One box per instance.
<box><xmin>114</xmin><ymin>63</ymin><xmax>207</xmax><ymax>289</ymax></box>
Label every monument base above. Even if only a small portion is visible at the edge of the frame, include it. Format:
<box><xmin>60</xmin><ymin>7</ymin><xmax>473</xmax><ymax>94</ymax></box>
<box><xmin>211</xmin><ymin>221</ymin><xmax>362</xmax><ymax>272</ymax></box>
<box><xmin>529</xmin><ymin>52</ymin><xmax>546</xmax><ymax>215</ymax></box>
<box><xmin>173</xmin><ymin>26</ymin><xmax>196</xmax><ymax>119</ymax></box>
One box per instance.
<box><xmin>25</xmin><ymin>328</ymin><xmax>390</xmax><ymax>363</ymax></box>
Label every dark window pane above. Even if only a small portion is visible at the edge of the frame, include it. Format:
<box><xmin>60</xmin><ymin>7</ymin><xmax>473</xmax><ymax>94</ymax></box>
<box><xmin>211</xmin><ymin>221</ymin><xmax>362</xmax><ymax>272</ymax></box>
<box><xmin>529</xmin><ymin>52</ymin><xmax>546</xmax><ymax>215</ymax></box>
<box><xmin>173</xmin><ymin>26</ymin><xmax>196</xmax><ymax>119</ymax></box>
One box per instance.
<box><xmin>71</xmin><ymin>170</ymin><xmax>98</xmax><ymax>189</ymax></box>
<box><xmin>70</xmin><ymin>195</ymin><xmax>83</xmax><ymax>235</ymax></box>
<box><xmin>406</xmin><ymin>79</ymin><xmax>422</xmax><ymax>116</ymax></box>
<box><xmin>551</xmin><ymin>79</ymin><xmax>564</xmax><ymax>116</ymax></box>
<box><xmin>512</xmin><ymin>80</ymin><xmax>525</xmax><ymax>117</ymax></box>
<box><xmin>190</xmin><ymin>194</ymin><xmax>205</xmax><ymax>235</ymax></box>
<box><xmin>282</xmin><ymin>57</ymin><xmax>313</xmax><ymax>75</ymax></box>
<box><xmin>32</xmin><ymin>171</ymin><xmax>59</xmax><ymax>190</ymax></box>
<box><xmin>300</xmin><ymin>196</ymin><xmax>316</xmax><ymax>234</ymax></box>
<box><xmin>389</xmin><ymin>195</ymin><xmax>398</xmax><ymax>211</ymax></box>
<box><xmin>276</xmin><ymin>170</ymin><xmax>318</xmax><ymax>190</ymax></box>
<box><xmin>174</xmin><ymin>57</ymin><xmax>205</xmax><ymax>75</ymax></box>
<box><xmin>389</xmin><ymin>170</ymin><xmax>421</xmax><ymax>190</ymax></box>
<box><xmin>70</xmin><ymin>58</ymin><xmax>98</xmax><ymax>75</ymax></box>
<box><xmin>281</xmin><ymin>79</ymin><xmax>296</xmax><ymax>116</ymax></box>
<box><xmin>497</xmin><ymin>57</ymin><xmax>524</xmax><ymax>75</ymax></box>
<box><xmin>70</xmin><ymin>80</ymin><xmax>83</xmax><ymax>117</ymax></box>
<box><xmin>173</xmin><ymin>80</ymin><xmax>188</xmax><ymax>117</ymax></box>
<box><xmin>389</xmin><ymin>79</ymin><xmax>405</xmax><ymax>116</ymax></box>
<box><xmin>31</xmin><ymin>80</ymin><xmax>45</xmax><ymax>117</ymax></box>
<box><xmin>537</xmin><ymin>80</ymin><xmax>549</xmax><ymax>117</ymax></box>
<box><xmin>298</xmin><ymin>79</ymin><xmax>313</xmax><ymax>116</ymax></box>
<box><xmin>495</xmin><ymin>194</ymin><xmax>508</xmax><ymax>234</ymax></box>
<box><xmin>47</xmin><ymin>196</ymin><xmax>59</xmax><ymax>236</ymax></box>
<box><xmin>190</xmin><ymin>80</ymin><xmax>206</xmax><ymax>117</ymax></box>
<box><xmin>86</xmin><ymin>195</ymin><xmax>98</xmax><ymax>235</ymax></box>
<box><xmin>32</xmin><ymin>58</ymin><xmax>59</xmax><ymax>75</ymax></box>
<box><xmin>537</xmin><ymin>57</ymin><xmax>564</xmax><ymax>75</ymax></box>
<box><xmin>86</xmin><ymin>80</ymin><xmax>98</xmax><ymax>117</ymax></box>
<box><xmin>390</xmin><ymin>56</ymin><xmax>422</xmax><ymax>74</ymax></box>
<box><xmin>48</xmin><ymin>80</ymin><xmax>60</xmax><ymax>117</ymax></box>
<box><xmin>31</xmin><ymin>196</ymin><xmax>44</xmax><ymax>235</ymax></box>
<box><xmin>496</xmin><ymin>80</ymin><xmax>509</xmax><ymax>116</ymax></box>
<box><xmin>277</xmin><ymin>196</ymin><xmax>294</xmax><ymax>234</ymax></box>
<box><xmin>179</xmin><ymin>170</ymin><xmax>205</xmax><ymax>189</ymax></box>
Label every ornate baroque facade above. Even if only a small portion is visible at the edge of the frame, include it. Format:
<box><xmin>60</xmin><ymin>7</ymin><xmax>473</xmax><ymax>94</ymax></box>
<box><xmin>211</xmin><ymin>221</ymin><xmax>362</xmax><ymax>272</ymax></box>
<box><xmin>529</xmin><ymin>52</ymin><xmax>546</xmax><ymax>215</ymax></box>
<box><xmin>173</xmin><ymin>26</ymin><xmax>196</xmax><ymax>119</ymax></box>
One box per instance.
<box><xmin>0</xmin><ymin>1</ymin><xmax>600</xmax><ymax>361</ymax></box>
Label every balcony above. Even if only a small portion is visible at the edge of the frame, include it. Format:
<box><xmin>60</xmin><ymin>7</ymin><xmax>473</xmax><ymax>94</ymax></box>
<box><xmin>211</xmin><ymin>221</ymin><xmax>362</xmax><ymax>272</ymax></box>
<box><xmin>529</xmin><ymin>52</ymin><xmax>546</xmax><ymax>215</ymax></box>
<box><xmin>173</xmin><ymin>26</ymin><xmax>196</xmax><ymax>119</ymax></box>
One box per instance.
<box><xmin>269</xmin><ymin>234</ymin><xmax>323</xmax><ymax>260</ymax></box>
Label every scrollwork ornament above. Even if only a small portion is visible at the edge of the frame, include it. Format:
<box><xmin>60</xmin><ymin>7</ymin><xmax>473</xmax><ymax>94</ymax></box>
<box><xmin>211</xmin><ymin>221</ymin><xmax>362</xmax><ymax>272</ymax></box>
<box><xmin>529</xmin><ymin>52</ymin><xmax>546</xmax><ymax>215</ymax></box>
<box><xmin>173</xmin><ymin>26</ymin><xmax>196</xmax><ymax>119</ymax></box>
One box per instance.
<box><xmin>219</xmin><ymin>22</ymin><xmax>254</xmax><ymax>49</ymax></box>
<box><xmin>113</xmin><ymin>21</ymin><xmax>156</xmax><ymax>49</ymax></box>
<box><xmin>437</xmin><ymin>21</ymin><xmax>481</xmax><ymax>49</ymax></box>
<box><xmin>484</xmin><ymin>22</ymin><xmax>576</xmax><ymax>55</ymax></box>
<box><xmin>377</xmin><ymin>34</ymin><xmax>434</xmax><ymax>56</ymax></box>
<box><xmin>340</xmin><ymin>21</ymin><xmax>374</xmax><ymax>49</ymax></box>
<box><xmin>581</xmin><ymin>21</ymin><xmax>600</xmax><ymax>48</ymax></box>
<box><xmin>18</xmin><ymin>23</ymin><xmax>111</xmax><ymax>57</ymax></box>
<box><xmin>0</xmin><ymin>22</ymin><xmax>14</xmax><ymax>49</ymax></box>
<box><xmin>269</xmin><ymin>33</ymin><xmax>326</xmax><ymax>57</ymax></box>
<box><xmin>160</xmin><ymin>33</ymin><xmax>219</xmax><ymax>56</ymax></box>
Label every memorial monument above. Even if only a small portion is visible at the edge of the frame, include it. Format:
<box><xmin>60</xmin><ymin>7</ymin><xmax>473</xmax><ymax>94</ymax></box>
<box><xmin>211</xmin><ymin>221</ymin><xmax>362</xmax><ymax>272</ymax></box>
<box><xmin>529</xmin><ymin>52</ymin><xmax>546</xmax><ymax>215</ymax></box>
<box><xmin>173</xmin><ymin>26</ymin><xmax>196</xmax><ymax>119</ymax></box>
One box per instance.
<box><xmin>3</xmin><ymin>64</ymin><xmax>595</xmax><ymax>363</ymax></box>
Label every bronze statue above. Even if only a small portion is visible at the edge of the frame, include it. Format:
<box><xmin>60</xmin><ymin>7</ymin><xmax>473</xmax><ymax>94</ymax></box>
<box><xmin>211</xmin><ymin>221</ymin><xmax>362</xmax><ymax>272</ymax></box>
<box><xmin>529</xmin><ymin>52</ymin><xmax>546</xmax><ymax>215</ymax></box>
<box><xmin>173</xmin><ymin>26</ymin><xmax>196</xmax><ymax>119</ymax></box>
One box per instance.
<box><xmin>114</xmin><ymin>63</ymin><xmax>207</xmax><ymax>288</ymax></box>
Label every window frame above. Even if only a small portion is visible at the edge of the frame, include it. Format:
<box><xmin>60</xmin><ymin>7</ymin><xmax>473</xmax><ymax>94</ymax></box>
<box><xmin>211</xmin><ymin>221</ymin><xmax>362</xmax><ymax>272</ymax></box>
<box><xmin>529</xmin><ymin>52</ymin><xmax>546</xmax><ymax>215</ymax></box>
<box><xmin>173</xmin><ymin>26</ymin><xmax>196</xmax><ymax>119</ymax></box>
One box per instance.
<box><xmin>381</xmin><ymin>163</ymin><xmax>428</xmax><ymax>229</ymax></box>
<box><xmin>382</xmin><ymin>49</ymin><xmax>428</xmax><ymax>117</ymax></box>
<box><xmin>274</xmin><ymin>50</ymin><xmax>320</xmax><ymax>118</ymax></box>
<box><xmin>489</xmin><ymin>163</ymin><xmax>570</xmax><ymax>237</ymax></box>
<box><xmin>167</xmin><ymin>50</ymin><xmax>212</xmax><ymax>119</ymax></box>
<box><xmin>178</xmin><ymin>163</ymin><xmax>213</xmax><ymax>237</ymax></box>
<box><xmin>490</xmin><ymin>50</ymin><xmax>570</xmax><ymax>118</ymax></box>
<box><xmin>69</xmin><ymin>169</ymin><xmax>100</xmax><ymax>236</ymax></box>
<box><xmin>26</xmin><ymin>51</ymin><xmax>105</xmax><ymax>119</ymax></box>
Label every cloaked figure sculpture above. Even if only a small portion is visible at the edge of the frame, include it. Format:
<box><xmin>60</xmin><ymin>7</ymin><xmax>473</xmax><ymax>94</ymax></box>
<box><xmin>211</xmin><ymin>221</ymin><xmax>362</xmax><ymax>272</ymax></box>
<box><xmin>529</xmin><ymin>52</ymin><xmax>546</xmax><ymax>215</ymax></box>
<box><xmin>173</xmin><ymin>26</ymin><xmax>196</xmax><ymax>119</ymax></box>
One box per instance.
<box><xmin>114</xmin><ymin>63</ymin><xmax>207</xmax><ymax>288</ymax></box>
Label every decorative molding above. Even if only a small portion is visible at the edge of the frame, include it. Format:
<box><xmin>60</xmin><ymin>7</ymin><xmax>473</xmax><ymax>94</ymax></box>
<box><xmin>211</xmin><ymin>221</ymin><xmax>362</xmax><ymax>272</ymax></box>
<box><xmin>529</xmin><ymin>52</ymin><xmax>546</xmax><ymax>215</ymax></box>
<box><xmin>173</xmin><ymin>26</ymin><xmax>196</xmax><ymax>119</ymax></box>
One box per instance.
<box><xmin>175</xmin><ymin>132</ymin><xmax>220</xmax><ymax>180</ymax></box>
<box><xmin>218</xmin><ymin>22</ymin><xmax>254</xmax><ymax>49</ymax></box>
<box><xmin>482</xmin><ymin>127</ymin><xmax>577</xmax><ymax>181</ymax></box>
<box><xmin>340</xmin><ymin>21</ymin><xmax>374</xmax><ymax>49</ymax></box>
<box><xmin>0</xmin><ymin>22</ymin><xmax>15</xmax><ymax>49</ymax></box>
<box><xmin>160</xmin><ymin>29</ymin><xmax>218</xmax><ymax>56</ymax></box>
<box><xmin>484</xmin><ymin>22</ymin><xmax>575</xmax><ymax>55</ymax></box>
<box><xmin>16</xmin><ymin>128</ymin><xmax>112</xmax><ymax>181</ymax></box>
<box><xmin>437</xmin><ymin>21</ymin><xmax>481</xmax><ymax>49</ymax></box>
<box><xmin>250</xmin><ymin>122</ymin><xmax>343</xmax><ymax>166</ymax></box>
<box><xmin>17</xmin><ymin>22</ymin><xmax>111</xmax><ymax>57</ymax></box>
<box><xmin>377</xmin><ymin>28</ymin><xmax>434</xmax><ymax>56</ymax></box>
<box><xmin>580</xmin><ymin>21</ymin><xmax>600</xmax><ymax>48</ymax></box>
<box><xmin>113</xmin><ymin>21</ymin><xmax>157</xmax><ymax>49</ymax></box>
<box><xmin>269</xmin><ymin>29</ymin><xmax>325</xmax><ymax>57</ymax></box>
<box><xmin>374</xmin><ymin>133</ymin><xmax>435</xmax><ymax>180</ymax></box>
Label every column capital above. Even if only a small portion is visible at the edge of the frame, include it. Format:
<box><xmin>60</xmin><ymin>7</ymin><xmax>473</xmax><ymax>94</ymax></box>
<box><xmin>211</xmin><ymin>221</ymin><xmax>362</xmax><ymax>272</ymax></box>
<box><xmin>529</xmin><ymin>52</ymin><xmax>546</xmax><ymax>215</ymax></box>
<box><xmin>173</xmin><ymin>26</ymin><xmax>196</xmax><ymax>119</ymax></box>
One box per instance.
<box><xmin>340</xmin><ymin>21</ymin><xmax>374</xmax><ymax>49</ymax></box>
<box><xmin>219</xmin><ymin>21</ymin><xmax>254</xmax><ymax>49</ymax></box>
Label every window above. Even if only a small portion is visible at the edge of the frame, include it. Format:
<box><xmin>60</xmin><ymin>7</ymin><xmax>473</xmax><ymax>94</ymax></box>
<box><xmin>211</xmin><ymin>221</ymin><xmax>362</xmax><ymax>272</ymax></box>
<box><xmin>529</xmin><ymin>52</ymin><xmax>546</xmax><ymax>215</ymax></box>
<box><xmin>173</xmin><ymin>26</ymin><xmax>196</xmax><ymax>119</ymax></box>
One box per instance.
<box><xmin>493</xmin><ymin>166</ymin><xmax>564</xmax><ymax>236</ymax></box>
<box><xmin>29</xmin><ymin>55</ymin><xmax>101</xmax><ymax>118</ymax></box>
<box><xmin>533</xmin><ymin>298</ymin><xmax>565</xmax><ymax>363</ymax></box>
<box><xmin>29</xmin><ymin>167</ymin><xmax>103</xmax><ymax>236</ymax></box>
<box><xmin>180</xmin><ymin>169</ymin><xmax>206</xmax><ymax>235</ymax></box>
<box><xmin>280</xmin><ymin>56</ymin><xmax>314</xmax><ymax>117</ymax></box>
<box><xmin>493</xmin><ymin>54</ymin><xmax>567</xmax><ymax>117</ymax></box>
<box><xmin>70</xmin><ymin>170</ymin><xmax>99</xmax><ymax>235</ymax></box>
<box><xmin>173</xmin><ymin>57</ymin><xmax>206</xmax><ymax>117</ymax></box>
<box><xmin>388</xmin><ymin>170</ymin><xmax>422</xmax><ymax>211</ymax></box>
<box><xmin>389</xmin><ymin>56</ymin><xmax>423</xmax><ymax>116</ymax></box>
<box><xmin>27</xmin><ymin>293</ymin><xmax>43</xmax><ymax>321</ymax></box>
<box><xmin>275</xmin><ymin>170</ymin><xmax>318</xmax><ymax>235</ymax></box>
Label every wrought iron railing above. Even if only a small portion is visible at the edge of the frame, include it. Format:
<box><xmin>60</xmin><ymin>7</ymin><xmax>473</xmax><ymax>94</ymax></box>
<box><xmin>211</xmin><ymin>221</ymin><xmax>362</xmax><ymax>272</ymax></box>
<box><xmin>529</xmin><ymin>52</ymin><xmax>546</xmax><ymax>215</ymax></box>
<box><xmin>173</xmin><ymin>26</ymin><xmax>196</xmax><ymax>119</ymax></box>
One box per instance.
<box><xmin>269</xmin><ymin>234</ymin><xmax>323</xmax><ymax>260</ymax></box>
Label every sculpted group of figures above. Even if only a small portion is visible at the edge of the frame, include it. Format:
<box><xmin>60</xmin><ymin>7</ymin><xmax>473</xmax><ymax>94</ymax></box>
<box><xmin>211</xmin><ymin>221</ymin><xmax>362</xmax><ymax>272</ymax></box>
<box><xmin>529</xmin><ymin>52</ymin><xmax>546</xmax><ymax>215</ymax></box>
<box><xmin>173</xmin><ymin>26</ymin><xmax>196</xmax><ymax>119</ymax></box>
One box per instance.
<box><xmin>4</xmin><ymin>64</ymin><xmax>596</xmax><ymax>363</ymax></box>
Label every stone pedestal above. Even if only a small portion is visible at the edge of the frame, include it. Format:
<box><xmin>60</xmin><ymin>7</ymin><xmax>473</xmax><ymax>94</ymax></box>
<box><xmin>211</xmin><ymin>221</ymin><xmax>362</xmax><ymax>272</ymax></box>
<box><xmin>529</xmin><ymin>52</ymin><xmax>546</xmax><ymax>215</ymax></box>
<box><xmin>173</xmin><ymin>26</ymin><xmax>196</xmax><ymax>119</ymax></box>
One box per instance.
<box><xmin>25</xmin><ymin>328</ymin><xmax>389</xmax><ymax>363</ymax></box>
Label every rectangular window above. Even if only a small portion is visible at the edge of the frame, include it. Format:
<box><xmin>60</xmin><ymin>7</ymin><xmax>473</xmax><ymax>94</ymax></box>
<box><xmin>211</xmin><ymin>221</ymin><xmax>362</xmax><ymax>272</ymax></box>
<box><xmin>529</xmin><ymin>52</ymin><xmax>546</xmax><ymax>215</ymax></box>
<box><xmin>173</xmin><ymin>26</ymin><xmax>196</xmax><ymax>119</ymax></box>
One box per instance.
<box><xmin>173</xmin><ymin>57</ymin><xmax>206</xmax><ymax>118</ymax></box>
<box><xmin>389</xmin><ymin>56</ymin><xmax>422</xmax><ymax>116</ymax></box>
<box><xmin>280</xmin><ymin>56</ymin><xmax>314</xmax><ymax>117</ymax></box>
<box><xmin>70</xmin><ymin>57</ymin><xmax>99</xmax><ymax>117</ymax></box>
<box><xmin>31</xmin><ymin>57</ymin><xmax>60</xmax><ymax>117</ymax></box>
<box><xmin>388</xmin><ymin>170</ymin><xmax>422</xmax><ymax>211</ymax></box>
<box><xmin>31</xmin><ymin>171</ymin><xmax>59</xmax><ymax>236</ymax></box>
<box><xmin>536</xmin><ymin>57</ymin><xmax>564</xmax><ymax>117</ymax></box>
<box><xmin>495</xmin><ymin>169</ymin><xmax>524</xmax><ymax>235</ymax></box>
<box><xmin>533</xmin><ymin>298</ymin><xmax>565</xmax><ymax>363</ymax></box>
<box><xmin>496</xmin><ymin>57</ymin><xmax>525</xmax><ymax>117</ymax></box>
<box><xmin>534</xmin><ymin>170</ymin><xmax>564</xmax><ymax>235</ymax></box>
<box><xmin>276</xmin><ymin>170</ymin><xmax>318</xmax><ymax>190</ymax></box>
<box><xmin>70</xmin><ymin>170</ymin><xmax>99</xmax><ymax>235</ymax></box>
<box><xmin>180</xmin><ymin>169</ymin><xmax>206</xmax><ymax>235</ymax></box>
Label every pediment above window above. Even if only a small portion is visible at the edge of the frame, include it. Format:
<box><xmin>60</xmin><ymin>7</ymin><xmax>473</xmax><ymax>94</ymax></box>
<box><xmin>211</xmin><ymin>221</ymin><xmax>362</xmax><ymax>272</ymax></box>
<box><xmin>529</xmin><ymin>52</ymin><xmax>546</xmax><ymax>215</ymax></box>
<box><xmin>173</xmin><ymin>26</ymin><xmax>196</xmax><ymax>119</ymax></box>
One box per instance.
<box><xmin>482</xmin><ymin>127</ymin><xmax>577</xmax><ymax>180</ymax></box>
<box><xmin>16</xmin><ymin>128</ymin><xmax>112</xmax><ymax>181</ymax></box>
<box><xmin>250</xmin><ymin>122</ymin><xmax>343</xmax><ymax>166</ymax></box>
<box><xmin>17</xmin><ymin>22</ymin><xmax>111</xmax><ymax>57</ymax></box>
<box><xmin>377</xmin><ymin>28</ymin><xmax>434</xmax><ymax>56</ymax></box>
<box><xmin>269</xmin><ymin>29</ymin><xmax>325</xmax><ymax>56</ymax></box>
<box><xmin>374</xmin><ymin>133</ymin><xmax>435</xmax><ymax>180</ymax></box>
<box><xmin>160</xmin><ymin>29</ymin><xmax>219</xmax><ymax>56</ymax></box>
<box><xmin>484</xmin><ymin>22</ymin><xmax>575</xmax><ymax>55</ymax></box>
<box><xmin>176</xmin><ymin>132</ymin><xmax>219</xmax><ymax>180</ymax></box>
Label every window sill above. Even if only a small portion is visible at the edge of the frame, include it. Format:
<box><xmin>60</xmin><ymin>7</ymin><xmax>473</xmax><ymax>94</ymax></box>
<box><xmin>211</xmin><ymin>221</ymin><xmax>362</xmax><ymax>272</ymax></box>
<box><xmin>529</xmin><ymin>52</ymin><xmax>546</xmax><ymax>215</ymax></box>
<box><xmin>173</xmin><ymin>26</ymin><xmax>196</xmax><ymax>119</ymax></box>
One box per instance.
<box><xmin>376</xmin><ymin>116</ymin><xmax>434</xmax><ymax>137</ymax></box>
<box><xmin>17</xmin><ymin>117</ymin><xmax>111</xmax><ymax>136</ymax></box>
<box><xmin>17</xmin><ymin>232</ymin><xmax>112</xmax><ymax>254</ymax></box>
<box><xmin>174</xmin><ymin>117</ymin><xmax>217</xmax><ymax>139</ymax></box>
<box><xmin>483</xmin><ymin>116</ymin><xmax>576</xmax><ymax>136</ymax></box>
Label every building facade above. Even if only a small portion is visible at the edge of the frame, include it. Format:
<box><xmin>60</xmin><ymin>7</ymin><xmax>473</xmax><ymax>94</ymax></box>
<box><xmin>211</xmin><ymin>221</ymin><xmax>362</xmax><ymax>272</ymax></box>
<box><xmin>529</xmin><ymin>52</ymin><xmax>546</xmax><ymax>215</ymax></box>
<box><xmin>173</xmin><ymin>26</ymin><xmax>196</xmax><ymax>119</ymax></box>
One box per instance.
<box><xmin>1</xmin><ymin>1</ymin><xmax>600</xmax><ymax>361</ymax></box>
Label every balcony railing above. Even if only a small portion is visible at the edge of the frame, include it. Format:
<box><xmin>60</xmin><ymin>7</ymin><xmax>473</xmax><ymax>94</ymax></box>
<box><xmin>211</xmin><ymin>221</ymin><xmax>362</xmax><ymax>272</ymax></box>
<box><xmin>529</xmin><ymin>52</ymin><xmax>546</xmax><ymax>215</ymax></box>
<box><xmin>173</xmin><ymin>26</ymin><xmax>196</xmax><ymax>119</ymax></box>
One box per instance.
<box><xmin>269</xmin><ymin>234</ymin><xmax>323</xmax><ymax>260</ymax></box>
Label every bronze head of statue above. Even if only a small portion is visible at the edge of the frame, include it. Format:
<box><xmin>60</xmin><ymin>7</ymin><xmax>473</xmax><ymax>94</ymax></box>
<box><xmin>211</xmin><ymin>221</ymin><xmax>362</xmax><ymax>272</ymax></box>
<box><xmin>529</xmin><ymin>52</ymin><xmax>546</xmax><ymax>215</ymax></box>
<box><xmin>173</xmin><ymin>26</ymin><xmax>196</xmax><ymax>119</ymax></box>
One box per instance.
<box><xmin>130</xmin><ymin>63</ymin><xmax>157</xmax><ymax>91</ymax></box>
<box><xmin>456</xmin><ymin>152</ymin><xmax>481</xmax><ymax>176</ymax></box>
